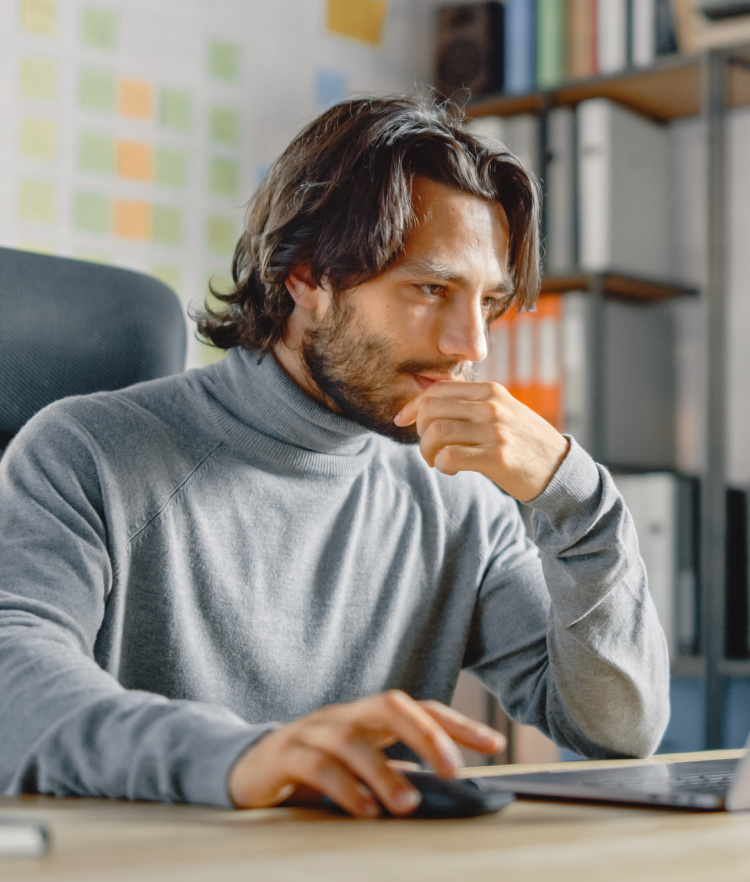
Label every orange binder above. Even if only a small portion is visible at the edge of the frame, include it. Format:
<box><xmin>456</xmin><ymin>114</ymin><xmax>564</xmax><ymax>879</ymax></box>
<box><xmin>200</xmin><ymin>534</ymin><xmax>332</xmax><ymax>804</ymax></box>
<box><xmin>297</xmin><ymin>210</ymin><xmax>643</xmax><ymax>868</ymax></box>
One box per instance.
<box><xmin>487</xmin><ymin>293</ymin><xmax>564</xmax><ymax>431</ymax></box>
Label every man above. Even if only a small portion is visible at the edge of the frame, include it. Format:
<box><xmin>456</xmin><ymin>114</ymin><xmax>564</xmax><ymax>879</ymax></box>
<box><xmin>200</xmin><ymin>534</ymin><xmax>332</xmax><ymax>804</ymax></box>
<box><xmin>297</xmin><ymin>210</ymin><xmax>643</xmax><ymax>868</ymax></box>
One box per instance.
<box><xmin>0</xmin><ymin>96</ymin><xmax>669</xmax><ymax>819</ymax></box>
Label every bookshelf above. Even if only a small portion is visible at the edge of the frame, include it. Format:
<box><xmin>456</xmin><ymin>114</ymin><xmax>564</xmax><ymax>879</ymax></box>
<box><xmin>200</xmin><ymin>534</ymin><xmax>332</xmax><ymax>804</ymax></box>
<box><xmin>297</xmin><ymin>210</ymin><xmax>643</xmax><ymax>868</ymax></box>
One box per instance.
<box><xmin>468</xmin><ymin>41</ymin><xmax>750</xmax><ymax>751</ymax></box>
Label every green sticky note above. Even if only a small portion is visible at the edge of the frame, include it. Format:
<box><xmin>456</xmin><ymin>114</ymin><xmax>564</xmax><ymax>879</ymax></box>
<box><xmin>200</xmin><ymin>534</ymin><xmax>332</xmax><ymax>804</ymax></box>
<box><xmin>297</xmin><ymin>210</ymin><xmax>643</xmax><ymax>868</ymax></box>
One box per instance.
<box><xmin>79</xmin><ymin>68</ymin><xmax>117</xmax><ymax>113</ymax></box>
<box><xmin>209</xmin><ymin>106</ymin><xmax>239</xmax><ymax>144</ymax></box>
<box><xmin>78</xmin><ymin>131</ymin><xmax>115</xmax><ymax>174</ymax></box>
<box><xmin>19</xmin><ymin>180</ymin><xmax>56</xmax><ymax>224</ymax></box>
<box><xmin>20</xmin><ymin>118</ymin><xmax>58</xmax><ymax>162</ymax></box>
<box><xmin>151</xmin><ymin>205</ymin><xmax>182</xmax><ymax>245</ymax></box>
<box><xmin>20</xmin><ymin>56</ymin><xmax>58</xmax><ymax>100</ymax></box>
<box><xmin>159</xmin><ymin>88</ymin><xmax>193</xmax><ymax>131</ymax></box>
<box><xmin>150</xmin><ymin>263</ymin><xmax>181</xmax><ymax>292</ymax></box>
<box><xmin>208</xmin><ymin>157</ymin><xmax>239</xmax><ymax>197</ymax></box>
<box><xmin>155</xmin><ymin>147</ymin><xmax>188</xmax><ymax>189</ymax></box>
<box><xmin>208</xmin><ymin>39</ymin><xmax>241</xmax><ymax>81</ymax></box>
<box><xmin>74</xmin><ymin>190</ymin><xmax>110</xmax><ymax>233</ymax></box>
<box><xmin>21</xmin><ymin>0</ymin><xmax>57</xmax><ymax>35</ymax></box>
<box><xmin>80</xmin><ymin>6</ymin><xmax>118</xmax><ymax>49</ymax></box>
<box><xmin>206</xmin><ymin>216</ymin><xmax>237</xmax><ymax>253</ymax></box>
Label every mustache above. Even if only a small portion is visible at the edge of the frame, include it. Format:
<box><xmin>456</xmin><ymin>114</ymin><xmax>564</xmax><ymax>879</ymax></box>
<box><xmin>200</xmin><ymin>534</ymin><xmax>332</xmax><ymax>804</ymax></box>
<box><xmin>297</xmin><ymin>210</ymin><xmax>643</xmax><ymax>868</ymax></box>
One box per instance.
<box><xmin>396</xmin><ymin>360</ymin><xmax>477</xmax><ymax>381</ymax></box>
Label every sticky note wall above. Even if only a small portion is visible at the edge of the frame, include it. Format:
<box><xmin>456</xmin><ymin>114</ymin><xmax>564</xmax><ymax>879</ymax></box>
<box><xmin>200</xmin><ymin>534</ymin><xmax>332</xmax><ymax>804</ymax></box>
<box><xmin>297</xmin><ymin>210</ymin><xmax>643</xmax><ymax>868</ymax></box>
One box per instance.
<box><xmin>2</xmin><ymin>0</ymin><xmax>438</xmax><ymax>368</ymax></box>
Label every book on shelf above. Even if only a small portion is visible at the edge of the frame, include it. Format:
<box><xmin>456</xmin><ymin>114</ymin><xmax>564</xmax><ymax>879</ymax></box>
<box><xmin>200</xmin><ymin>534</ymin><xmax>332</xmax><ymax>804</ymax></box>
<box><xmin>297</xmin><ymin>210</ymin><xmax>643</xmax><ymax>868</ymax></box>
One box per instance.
<box><xmin>611</xmin><ymin>471</ymin><xmax>700</xmax><ymax>659</ymax></box>
<box><xmin>566</xmin><ymin>0</ymin><xmax>598</xmax><ymax>79</ymax></box>
<box><xmin>577</xmin><ymin>98</ymin><xmax>670</xmax><ymax>279</ymax></box>
<box><xmin>503</xmin><ymin>0</ymin><xmax>536</xmax><ymax>94</ymax></box>
<box><xmin>597</xmin><ymin>0</ymin><xmax>630</xmax><ymax>74</ymax></box>
<box><xmin>633</xmin><ymin>0</ymin><xmax>657</xmax><ymax>67</ymax></box>
<box><xmin>536</xmin><ymin>0</ymin><xmax>566</xmax><ymax>89</ymax></box>
<box><xmin>476</xmin><ymin>290</ymin><xmax>677</xmax><ymax>470</ymax></box>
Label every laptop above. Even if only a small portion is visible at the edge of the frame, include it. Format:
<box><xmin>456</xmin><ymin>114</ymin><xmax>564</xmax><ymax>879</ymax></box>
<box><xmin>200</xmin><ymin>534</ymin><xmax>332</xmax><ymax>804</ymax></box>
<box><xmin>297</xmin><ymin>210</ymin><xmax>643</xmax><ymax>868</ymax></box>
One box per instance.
<box><xmin>471</xmin><ymin>732</ymin><xmax>750</xmax><ymax>812</ymax></box>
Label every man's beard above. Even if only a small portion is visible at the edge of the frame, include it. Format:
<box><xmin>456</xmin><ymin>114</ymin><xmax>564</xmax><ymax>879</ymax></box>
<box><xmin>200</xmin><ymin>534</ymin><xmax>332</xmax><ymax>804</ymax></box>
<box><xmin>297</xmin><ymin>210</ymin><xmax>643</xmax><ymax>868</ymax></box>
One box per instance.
<box><xmin>300</xmin><ymin>298</ymin><xmax>474</xmax><ymax>445</ymax></box>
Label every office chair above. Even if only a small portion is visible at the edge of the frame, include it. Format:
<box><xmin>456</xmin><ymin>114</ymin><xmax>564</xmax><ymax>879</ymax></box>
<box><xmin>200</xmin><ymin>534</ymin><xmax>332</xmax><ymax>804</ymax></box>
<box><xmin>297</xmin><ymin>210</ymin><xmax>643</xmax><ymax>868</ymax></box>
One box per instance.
<box><xmin>0</xmin><ymin>247</ymin><xmax>187</xmax><ymax>456</ymax></box>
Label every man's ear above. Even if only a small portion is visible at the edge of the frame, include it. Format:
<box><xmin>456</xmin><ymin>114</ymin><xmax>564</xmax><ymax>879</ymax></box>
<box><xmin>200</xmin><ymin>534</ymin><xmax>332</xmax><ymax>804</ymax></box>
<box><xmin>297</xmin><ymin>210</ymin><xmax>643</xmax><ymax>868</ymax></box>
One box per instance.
<box><xmin>284</xmin><ymin>265</ymin><xmax>325</xmax><ymax>310</ymax></box>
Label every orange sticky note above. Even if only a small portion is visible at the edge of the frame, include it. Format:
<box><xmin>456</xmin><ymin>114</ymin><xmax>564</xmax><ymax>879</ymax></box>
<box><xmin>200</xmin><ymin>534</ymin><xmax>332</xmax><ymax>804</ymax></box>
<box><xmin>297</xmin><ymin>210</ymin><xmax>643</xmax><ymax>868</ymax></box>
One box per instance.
<box><xmin>326</xmin><ymin>0</ymin><xmax>388</xmax><ymax>45</ymax></box>
<box><xmin>114</xmin><ymin>200</ymin><xmax>150</xmax><ymax>239</ymax></box>
<box><xmin>118</xmin><ymin>79</ymin><xmax>153</xmax><ymax>120</ymax></box>
<box><xmin>117</xmin><ymin>140</ymin><xmax>153</xmax><ymax>180</ymax></box>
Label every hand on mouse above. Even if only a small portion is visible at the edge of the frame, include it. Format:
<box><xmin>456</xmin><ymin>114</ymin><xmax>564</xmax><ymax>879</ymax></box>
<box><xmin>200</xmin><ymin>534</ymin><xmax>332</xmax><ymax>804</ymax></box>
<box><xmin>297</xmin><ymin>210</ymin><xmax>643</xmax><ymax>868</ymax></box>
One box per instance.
<box><xmin>227</xmin><ymin>691</ymin><xmax>505</xmax><ymax>818</ymax></box>
<box><xmin>394</xmin><ymin>380</ymin><xmax>569</xmax><ymax>503</ymax></box>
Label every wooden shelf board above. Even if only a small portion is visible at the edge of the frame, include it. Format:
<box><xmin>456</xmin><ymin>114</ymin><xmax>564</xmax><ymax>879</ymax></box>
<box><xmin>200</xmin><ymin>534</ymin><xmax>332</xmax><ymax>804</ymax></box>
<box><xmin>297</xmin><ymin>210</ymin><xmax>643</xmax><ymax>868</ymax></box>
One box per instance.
<box><xmin>467</xmin><ymin>44</ymin><xmax>750</xmax><ymax>124</ymax></box>
<box><xmin>540</xmin><ymin>273</ymin><xmax>697</xmax><ymax>301</ymax></box>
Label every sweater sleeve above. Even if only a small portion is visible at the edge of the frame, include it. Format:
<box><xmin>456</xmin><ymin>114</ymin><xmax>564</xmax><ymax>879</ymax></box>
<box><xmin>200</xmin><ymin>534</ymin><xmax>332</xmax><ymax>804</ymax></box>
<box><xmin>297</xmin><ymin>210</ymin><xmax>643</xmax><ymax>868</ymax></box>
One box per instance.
<box><xmin>0</xmin><ymin>407</ymin><xmax>270</xmax><ymax>807</ymax></box>
<box><xmin>467</xmin><ymin>437</ymin><xmax>670</xmax><ymax>759</ymax></box>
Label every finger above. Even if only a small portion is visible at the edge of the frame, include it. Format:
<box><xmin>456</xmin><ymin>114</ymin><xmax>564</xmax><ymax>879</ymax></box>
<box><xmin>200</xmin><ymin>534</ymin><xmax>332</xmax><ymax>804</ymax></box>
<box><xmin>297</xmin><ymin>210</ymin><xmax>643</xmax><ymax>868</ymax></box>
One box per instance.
<box><xmin>418</xmin><ymin>701</ymin><xmax>506</xmax><ymax>754</ymax></box>
<box><xmin>314</xmin><ymin>734</ymin><xmax>423</xmax><ymax>816</ymax></box>
<box><xmin>342</xmin><ymin>690</ymin><xmax>465</xmax><ymax>778</ymax></box>
<box><xmin>433</xmin><ymin>444</ymin><xmax>492</xmax><ymax>476</ymax></box>
<box><xmin>395</xmin><ymin>380</ymin><xmax>492</xmax><ymax>427</ymax></box>
<box><xmin>386</xmin><ymin>759</ymin><xmax>423</xmax><ymax>772</ymax></box>
<box><xmin>289</xmin><ymin>745</ymin><xmax>382</xmax><ymax>819</ymax></box>
<box><xmin>419</xmin><ymin>419</ymin><xmax>498</xmax><ymax>468</ymax></box>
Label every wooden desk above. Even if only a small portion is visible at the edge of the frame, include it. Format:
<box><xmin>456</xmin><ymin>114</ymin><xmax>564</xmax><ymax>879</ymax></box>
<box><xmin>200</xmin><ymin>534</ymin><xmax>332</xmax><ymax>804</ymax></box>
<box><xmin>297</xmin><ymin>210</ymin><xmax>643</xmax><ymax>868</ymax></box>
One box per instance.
<box><xmin>2</xmin><ymin>751</ymin><xmax>748</xmax><ymax>881</ymax></box>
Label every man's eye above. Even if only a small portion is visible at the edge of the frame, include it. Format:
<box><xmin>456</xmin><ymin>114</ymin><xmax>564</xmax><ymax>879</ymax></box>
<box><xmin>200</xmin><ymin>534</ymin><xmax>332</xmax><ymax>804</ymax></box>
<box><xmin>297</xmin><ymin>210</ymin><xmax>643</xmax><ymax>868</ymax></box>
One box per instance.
<box><xmin>484</xmin><ymin>298</ymin><xmax>507</xmax><ymax>317</ymax></box>
<box><xmin>417</xmin><ymin>284</ymin><xmax>446</xmax><ymax>298</ymax></box>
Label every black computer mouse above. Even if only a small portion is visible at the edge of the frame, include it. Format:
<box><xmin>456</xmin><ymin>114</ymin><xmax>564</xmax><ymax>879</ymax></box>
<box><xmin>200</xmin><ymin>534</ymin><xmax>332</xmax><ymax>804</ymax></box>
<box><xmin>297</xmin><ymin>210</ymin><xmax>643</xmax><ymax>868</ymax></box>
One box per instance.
<box><xmin>322</xmin><ymin>770</ymin><xmax>515</xmax><ymax>819</ymax></box>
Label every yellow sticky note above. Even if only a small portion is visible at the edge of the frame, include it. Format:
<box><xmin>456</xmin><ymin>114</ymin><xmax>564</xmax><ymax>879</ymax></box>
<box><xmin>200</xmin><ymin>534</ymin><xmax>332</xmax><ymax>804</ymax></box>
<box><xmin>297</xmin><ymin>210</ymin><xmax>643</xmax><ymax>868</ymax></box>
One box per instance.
<box><xmin>116</xmin><ymin>140</ymin><xmax>153</xmax><ymax>180</ymax></box>
<box><xmin>118</xmin><ymin>79</ymin><xmax>153</xmax><ymax>120</ymax></box>
<box><xmin>114</xmin><ymin>200</ymin><xmax>150</xmax><ymax>240</ymax></box>
<box><xmin>20</xmin><ymin>118</ymin><xmax>58</xmax><ymax>162</ymax></box>
<box><xmin>19</xmin><ymin>180</ymin><xmax>56</xmax><ymax>224</ymax></box>
<box><xmin>21</xmin><ymin>0</ymin><xmax>57</xmax><ymax>35</ymax></box>
<box><xmin>20</xmin><ymin>57</ymin><xmax>58</xmax><ymax>100</ymax></box>
<box><xmin>326</xmin><ymin>0</ymin><xmax>387</xmax><ymax>46</ymax></box>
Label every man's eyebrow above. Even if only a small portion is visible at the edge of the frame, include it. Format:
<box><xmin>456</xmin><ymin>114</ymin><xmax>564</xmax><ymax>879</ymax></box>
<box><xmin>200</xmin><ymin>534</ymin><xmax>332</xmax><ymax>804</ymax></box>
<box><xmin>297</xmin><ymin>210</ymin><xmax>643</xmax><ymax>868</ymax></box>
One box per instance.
<box><xmin>393</xmin><ymin>256</ymin><xmax>514</xmax><ymax>295</ymax></box>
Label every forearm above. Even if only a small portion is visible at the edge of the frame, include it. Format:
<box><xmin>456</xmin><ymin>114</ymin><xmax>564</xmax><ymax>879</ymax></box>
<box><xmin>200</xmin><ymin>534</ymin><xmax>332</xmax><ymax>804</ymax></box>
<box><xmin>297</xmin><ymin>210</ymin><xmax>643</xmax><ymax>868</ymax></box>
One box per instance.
<box><xmin>0</xmin><ymin>613</ymin><xmax>269</xmax><ymax>806</ymax></box>
<box><xmin>528</xmin><ymin>438</ymin><xmax>670</xmax><ymax>756</ymax></box>
<box><xmin>470</xmin><ymin>438</ymin><xmax>670</xmax><ymax>758</ymax></box>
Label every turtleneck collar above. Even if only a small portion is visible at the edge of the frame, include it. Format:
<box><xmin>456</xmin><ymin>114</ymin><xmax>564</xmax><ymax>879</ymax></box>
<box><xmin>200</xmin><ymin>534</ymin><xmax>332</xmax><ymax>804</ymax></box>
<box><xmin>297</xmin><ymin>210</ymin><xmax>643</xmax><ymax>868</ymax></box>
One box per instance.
<box><xmin>197</xmin><ymin>347</ymin><xmax>379</xmax><ymax>477</ymax></box>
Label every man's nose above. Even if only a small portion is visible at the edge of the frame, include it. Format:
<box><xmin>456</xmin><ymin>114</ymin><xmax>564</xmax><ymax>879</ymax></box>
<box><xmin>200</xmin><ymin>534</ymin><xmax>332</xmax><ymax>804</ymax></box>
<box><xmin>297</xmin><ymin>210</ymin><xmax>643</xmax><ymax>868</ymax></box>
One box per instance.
<box><xmin>437</xmin><ymin>299</ymin><xmax>489</xmax><ymax>365</ymax></box>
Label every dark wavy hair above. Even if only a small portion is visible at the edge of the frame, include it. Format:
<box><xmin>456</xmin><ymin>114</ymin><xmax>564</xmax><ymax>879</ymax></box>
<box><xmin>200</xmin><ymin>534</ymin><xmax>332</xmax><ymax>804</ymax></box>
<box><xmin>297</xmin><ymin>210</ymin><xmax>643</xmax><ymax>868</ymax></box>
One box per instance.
<box><xmin>194</xmin><ymin>94</ymin><xmax>541</xmax><ymax>355</ymax></box>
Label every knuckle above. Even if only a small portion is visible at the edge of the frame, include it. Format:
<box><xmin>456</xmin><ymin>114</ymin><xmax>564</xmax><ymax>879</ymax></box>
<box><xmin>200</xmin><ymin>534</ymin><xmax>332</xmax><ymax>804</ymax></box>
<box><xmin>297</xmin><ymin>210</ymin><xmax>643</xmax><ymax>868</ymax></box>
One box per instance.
<box><xmin>383</xmin><ymin>689</ymin><xmax>411</xmax><ymax>712</ymax></box>
<box><xmin>302</xmin><ymin>751</ymin><xmax>329</xmax><ymax>780</ymax></box>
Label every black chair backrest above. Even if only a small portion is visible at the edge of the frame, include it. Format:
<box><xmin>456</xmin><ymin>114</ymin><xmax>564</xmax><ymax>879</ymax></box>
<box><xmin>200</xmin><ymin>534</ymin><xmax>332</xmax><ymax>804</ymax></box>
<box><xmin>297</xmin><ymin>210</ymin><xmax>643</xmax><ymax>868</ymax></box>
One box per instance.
<box><xmin>0</xmin><ymin>247</ymin><xmax>187</xmax><ymax>455</ymax></box>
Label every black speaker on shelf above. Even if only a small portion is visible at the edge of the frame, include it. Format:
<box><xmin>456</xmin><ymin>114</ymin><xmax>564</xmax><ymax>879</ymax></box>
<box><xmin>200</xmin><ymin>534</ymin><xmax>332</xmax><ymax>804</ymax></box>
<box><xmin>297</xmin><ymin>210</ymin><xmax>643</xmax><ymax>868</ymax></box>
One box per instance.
<box><xmin>434</xmin><ymin>2</ymin><xmax>504</xmax><ymax>100</ymax></box>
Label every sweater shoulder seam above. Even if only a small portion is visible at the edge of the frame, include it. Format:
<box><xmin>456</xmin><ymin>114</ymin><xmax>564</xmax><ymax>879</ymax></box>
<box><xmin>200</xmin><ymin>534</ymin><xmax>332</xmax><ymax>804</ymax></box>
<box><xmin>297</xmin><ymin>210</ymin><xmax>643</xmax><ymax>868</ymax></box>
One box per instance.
<box><xmin>114</xmin><ymin>440</ymin><xmax>226</xmax><ymax>573</ymax></box>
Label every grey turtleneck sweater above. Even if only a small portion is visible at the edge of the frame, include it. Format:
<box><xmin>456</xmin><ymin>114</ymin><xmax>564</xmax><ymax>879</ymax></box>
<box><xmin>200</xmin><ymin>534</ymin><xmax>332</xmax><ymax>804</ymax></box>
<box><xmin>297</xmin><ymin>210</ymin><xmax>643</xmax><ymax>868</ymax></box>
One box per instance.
<box><xmin>0</xmin><ymin>347</ymin><xmax>669</xmax><ymax>807</ymax></box>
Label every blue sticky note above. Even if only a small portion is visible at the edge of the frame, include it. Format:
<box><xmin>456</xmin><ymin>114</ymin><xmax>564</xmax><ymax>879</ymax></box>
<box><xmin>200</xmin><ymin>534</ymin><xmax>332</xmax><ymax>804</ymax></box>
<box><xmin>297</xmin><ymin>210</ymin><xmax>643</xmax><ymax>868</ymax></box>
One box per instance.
<box><xmin>315</xmin><ymin>68</ymin><xmax>347</xmax><ymax>108</ymax></box>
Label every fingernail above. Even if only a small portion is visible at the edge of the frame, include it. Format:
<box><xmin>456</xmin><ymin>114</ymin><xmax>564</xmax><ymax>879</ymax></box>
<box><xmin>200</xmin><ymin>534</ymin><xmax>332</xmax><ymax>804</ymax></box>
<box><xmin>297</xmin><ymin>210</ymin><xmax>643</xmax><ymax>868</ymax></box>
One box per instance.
<box><xmin>361</xmin><ymin>799</ymin><xmax>380</xmax><ymax>818</ymax></box>
<box><xmin>393</xmin><ymin>788</ymin><xmax>422</xmax><ymax>813</ymax></box>
<box><xmin>477</xmin><ymin>725</ymin><xmax>503</xmax><ymax>747</ymax></box>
